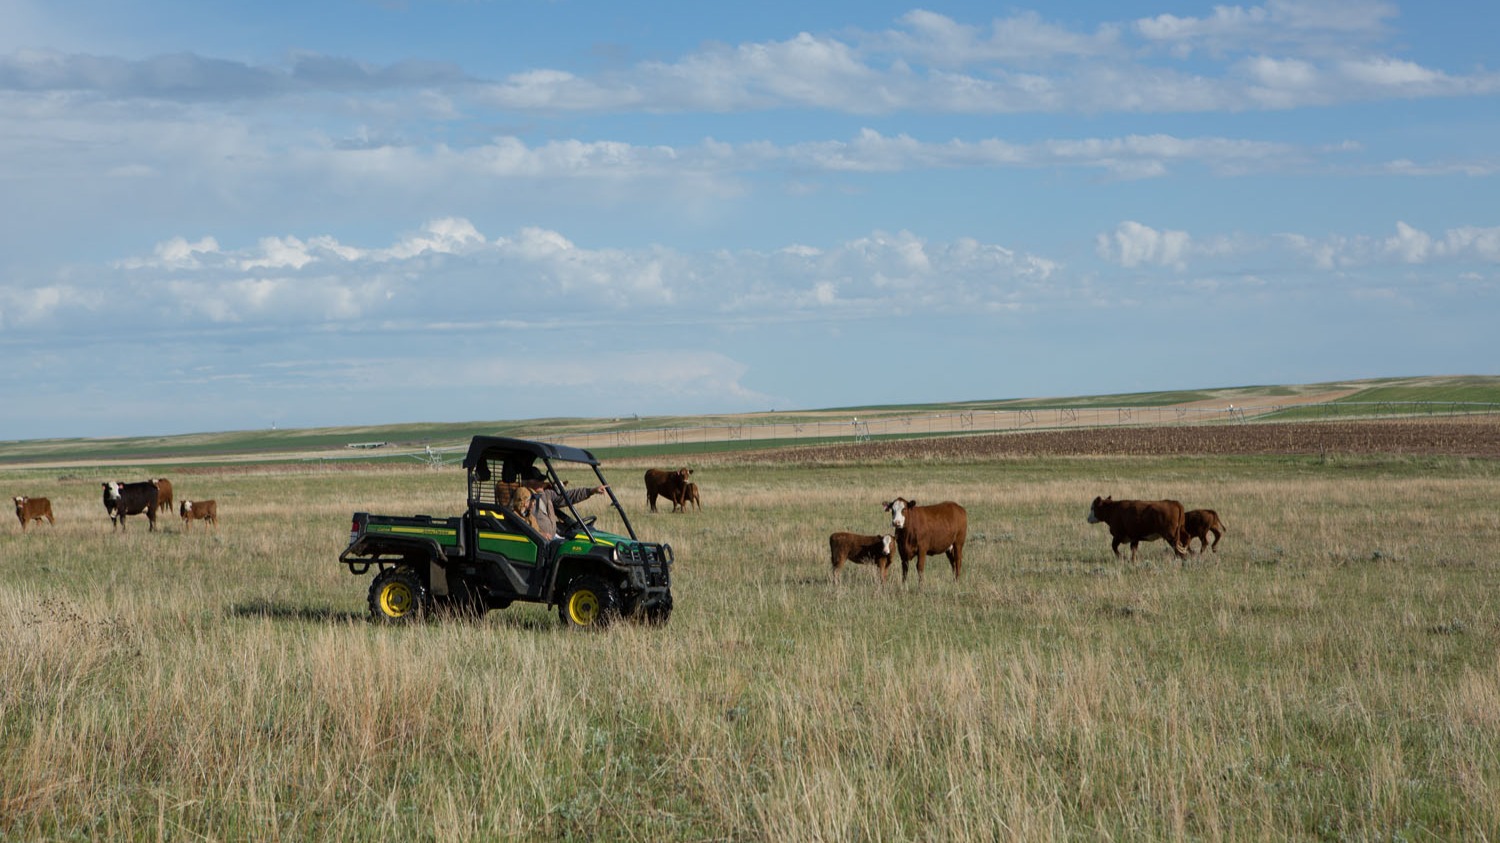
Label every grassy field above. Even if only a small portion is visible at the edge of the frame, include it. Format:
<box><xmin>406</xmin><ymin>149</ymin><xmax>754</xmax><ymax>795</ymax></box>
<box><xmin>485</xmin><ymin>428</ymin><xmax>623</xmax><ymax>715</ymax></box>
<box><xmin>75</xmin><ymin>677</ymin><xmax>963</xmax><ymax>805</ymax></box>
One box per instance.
<box><xmin>4</xmin><ymin>442</ymin><xmax>1500</xmax><ymax>840</ymax></box>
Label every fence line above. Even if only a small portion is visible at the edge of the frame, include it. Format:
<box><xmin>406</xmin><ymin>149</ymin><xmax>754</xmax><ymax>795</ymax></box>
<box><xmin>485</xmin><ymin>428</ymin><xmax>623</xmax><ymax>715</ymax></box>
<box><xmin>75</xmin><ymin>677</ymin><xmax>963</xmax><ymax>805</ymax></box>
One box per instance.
<box><xmin>534</xmin><ymin>401</ymin><xmax>1500</xmax><ymax>453</ymax></box>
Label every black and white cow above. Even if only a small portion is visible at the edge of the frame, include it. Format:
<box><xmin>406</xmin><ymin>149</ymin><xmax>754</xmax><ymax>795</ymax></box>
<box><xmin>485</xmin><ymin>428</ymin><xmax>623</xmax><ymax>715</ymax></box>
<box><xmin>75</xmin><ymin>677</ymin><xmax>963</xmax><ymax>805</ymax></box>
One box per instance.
<box><xmin>102</xmin><ymin>480</ymin><xmax>159</xmax><ymax>531</ymax></box>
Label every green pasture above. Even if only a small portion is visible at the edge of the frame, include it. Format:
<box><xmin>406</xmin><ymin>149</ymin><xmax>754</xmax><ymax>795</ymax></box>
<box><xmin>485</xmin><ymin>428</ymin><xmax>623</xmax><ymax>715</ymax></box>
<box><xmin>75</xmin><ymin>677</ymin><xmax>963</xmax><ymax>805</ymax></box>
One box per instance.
<box><xmin>4</xmin><ymin>449</ymin><xmax>1499</xmax><ymax>840</ymax></box>
<box><xmin>1332</xmin><ymin>375</ymin><xmax>1500</xmax><ymax>405</ymax></box>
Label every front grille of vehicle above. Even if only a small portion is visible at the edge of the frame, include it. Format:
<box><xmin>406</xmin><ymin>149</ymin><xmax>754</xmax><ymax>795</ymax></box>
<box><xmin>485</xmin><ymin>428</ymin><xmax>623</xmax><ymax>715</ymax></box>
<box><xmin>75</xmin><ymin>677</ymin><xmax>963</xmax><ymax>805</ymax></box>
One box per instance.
<box><xmin>619</xmin><ymin>542</ymin><xmax>672</xmax><ymax>588</ymax></box>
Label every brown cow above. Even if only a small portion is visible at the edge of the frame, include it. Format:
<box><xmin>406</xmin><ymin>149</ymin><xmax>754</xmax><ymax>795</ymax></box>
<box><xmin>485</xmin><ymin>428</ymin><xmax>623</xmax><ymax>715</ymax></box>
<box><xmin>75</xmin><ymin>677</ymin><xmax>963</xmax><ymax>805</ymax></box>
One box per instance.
<box><xmin>1087</xmin><ymin>496</ymin><xmax>1188</xmax><ymax>563</ymax></box>
<box><xmin>179</xmin><ymin>499</ymin><xmax>218</xmax><ymax>531</ymax></box>
<box><xmin>828</xmin><ymin>532</ymin><xmax>895</xmax><ymax>582</ymax></box>
<box><xmin>154</xmin><ymin>478</ymin><xmax>174</xmax><ymax>514</ymax></box>
<box><xmin>675</xmin><ymin>481</ymin><xmax>701</xmax><ymax>512</ymax></box>
<box><xmin>13</xmin><ymin>496</ymin><xmax>55</xmax><ymax>530</ymax></box>
<box><xmin>882</xmin><ymin>498</ymin><xmax>967</xmax><ymax>583</ymax></box>
<box><xmin>1183</xmin><ymin>509</ymin><xmax>1226</xmax><ymax>554</ymax></box>
<box><xmin>644</xmin><ymin>467</ymin><xmax>692</xmax><ymax>513</ymax></box>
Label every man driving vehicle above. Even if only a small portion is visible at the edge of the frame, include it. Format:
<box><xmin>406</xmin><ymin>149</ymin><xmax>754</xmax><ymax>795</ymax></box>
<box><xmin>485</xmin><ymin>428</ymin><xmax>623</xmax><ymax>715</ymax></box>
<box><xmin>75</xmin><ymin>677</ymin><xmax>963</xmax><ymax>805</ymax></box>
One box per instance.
<box><xmin>518</xmin><ymin>465</ymin><xmax>608</xmax><ymax>541</ymax></box>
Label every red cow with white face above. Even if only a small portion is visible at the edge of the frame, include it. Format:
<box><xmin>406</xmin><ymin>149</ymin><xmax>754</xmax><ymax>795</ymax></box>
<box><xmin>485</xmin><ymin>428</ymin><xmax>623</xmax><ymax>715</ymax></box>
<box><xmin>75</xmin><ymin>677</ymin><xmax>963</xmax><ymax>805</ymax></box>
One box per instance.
<box><xmin>882</xmin><ymin>497</ymin><xmax>967</xmax><ymax>584</ymax></box>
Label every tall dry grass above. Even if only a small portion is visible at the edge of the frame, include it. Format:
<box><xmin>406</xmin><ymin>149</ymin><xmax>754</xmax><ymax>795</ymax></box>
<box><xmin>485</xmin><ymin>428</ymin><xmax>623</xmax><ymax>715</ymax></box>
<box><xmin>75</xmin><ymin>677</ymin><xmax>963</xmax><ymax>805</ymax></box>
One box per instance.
<box><xmin>3</xmin><ymin>454</ymin><xmax>1499</xmax><ymax>840</ymax></box>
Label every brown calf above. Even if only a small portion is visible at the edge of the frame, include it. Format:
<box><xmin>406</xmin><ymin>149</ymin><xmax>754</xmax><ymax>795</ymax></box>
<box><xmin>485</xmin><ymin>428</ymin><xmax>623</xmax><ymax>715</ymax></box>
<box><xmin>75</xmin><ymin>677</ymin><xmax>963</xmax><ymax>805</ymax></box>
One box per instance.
<box><xmin>828</xmin><ymin>532</ymin><xmax>895</xmax><ymax>582</ymax></box>
<box><xmin>14</xmin><ymin>496</ymin><xmax>55</xmax><ymax>529</ymax></box>
<box><xmin>179</xmin><ymin>499</ymin><xmax>219</xmax><ymax>530</ymax></box>
<box><xmin>154</xmin><ymin>478</ymin><xmax>174</xmax><ymax>514</ymax></box>
<box><xmin>1183</xmin><ymin>509</ymin><xmax>1226</xmax><ymax>554</ymax></box>
<box><xmin>675</xmin><ymin>481</ymin><xmax>701</xmax><ymax>512</ymax></box>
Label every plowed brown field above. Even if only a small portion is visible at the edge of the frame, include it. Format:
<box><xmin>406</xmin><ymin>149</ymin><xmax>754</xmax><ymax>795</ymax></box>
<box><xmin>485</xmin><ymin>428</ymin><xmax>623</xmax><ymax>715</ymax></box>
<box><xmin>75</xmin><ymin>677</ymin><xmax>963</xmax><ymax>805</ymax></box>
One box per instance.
<box><xmin>758</xmin><ymin>416</ymin><xmax>1500</xmax><ymax>462</ymax></box>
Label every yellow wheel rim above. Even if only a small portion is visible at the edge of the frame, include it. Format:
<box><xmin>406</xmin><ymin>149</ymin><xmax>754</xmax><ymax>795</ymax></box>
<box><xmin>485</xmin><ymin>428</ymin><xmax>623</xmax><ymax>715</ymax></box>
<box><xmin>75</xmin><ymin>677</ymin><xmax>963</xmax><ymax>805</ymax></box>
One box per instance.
<box><xmin>567</xmin><ymin>589</ymin><xmax>599</xmax><ymax>625</ymax></box>
<box><xmin>380</xmin><ymin>581</ymin><xmax>414</xmax><ymax>617</ymax></box>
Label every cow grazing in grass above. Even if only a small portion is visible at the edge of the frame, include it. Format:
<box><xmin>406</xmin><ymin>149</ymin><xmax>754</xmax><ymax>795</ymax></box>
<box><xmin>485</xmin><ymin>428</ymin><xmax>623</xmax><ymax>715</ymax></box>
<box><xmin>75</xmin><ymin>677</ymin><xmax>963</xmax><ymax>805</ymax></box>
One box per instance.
<box><xmin>13</xmin><ymin>496</ymin><xmax>55</xmax><ymax>530</ymax></box>
<box><xmin>1086</xmin><ymin>496</ymin><xmax>1188</xmax><ymax>563</ymax></box>
<box><xmin>1183</xmin><ymin>509</ymin><xmax>1226</xmax><ymax>554</ymax></box>
<box><xmin>102</xmin><ymin>481</ymin><xmax>158</xmax><ymax>531</ymax></box>
<box><xmin>644</xmin><ymin>467</ymin><xmax>692</xmax><ymax>513</ymax></box>
<box><xmin>676</xmin><ymin>482</ymin><xmax>701</xmax><ymax>512</ymax></box>
<box><xmin>153</xmin><ymin>478</ymin><xmax>174</xmax><ymax>514</ymax></box>
<box><xmin>883</xmin><ymin>498</ymin><xmax>968</xmax><ymax>584</ymax></box>
<box><xmin>828</xmin><ymin>532</ymin><xmax>895</xmax><ymax>582</ymax></box>
<box><xmin>179</xmin><ymin>499</ymin><xmax>219</xmax><ymax>531</ymax></box>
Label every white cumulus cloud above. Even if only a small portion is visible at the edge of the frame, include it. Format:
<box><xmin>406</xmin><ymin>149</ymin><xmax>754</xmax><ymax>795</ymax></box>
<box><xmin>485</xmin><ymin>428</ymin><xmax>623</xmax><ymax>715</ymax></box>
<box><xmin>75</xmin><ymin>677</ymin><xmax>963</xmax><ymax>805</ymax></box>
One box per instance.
<box><xmin>1096</xmin><ymin>221</ymin><xmax>1192</xmax><ymax>269</ymax></box>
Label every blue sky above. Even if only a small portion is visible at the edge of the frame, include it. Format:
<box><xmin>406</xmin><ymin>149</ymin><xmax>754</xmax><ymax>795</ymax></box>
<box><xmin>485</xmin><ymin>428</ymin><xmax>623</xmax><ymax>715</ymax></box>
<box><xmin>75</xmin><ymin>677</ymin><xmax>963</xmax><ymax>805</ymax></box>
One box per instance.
<box><xmin>1</xmin><ymin>0</ymin><xmax>1496</xmax><ymax>440</ymax></box>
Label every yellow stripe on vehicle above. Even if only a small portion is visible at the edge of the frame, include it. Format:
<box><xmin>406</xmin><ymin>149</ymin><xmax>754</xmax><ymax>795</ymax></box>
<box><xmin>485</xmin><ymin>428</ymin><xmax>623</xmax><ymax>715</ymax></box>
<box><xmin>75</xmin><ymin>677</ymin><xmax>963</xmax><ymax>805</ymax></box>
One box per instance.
<box><xmin>379</xmin><ymin>526</ymin><xmax>455</xmax><ymax>538</ymax></box>
<box><xmin>479</xmin><ymin>532</ymin><xmax>531</xmax><ymax>544</ymax></box>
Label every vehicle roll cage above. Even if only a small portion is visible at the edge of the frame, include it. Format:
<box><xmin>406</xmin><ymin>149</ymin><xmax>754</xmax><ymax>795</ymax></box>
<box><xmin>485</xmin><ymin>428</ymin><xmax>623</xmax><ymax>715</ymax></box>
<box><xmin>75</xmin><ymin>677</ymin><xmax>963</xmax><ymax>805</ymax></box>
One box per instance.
<box><xmin>463</xmin><ymin>436</ymin><xmax>638</xmax><ymax>542</ymax></box>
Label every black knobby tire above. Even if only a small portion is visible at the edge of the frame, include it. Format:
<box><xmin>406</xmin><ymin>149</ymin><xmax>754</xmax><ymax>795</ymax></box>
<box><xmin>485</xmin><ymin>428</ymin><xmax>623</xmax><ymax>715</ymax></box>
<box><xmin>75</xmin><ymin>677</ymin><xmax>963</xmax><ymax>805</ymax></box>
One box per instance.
<box><xmin>368</xmin><ymin>567</ymin><xmax>431</xmax><ymax>624</ymax></box>
<box><xmin>558</xmin><ymin>575</ymin><xmax>621</xmax><ymax>629</ymax></box>
<box><xmin>642</xmin><ymin>591</ymin><xmax>673</xmax><ymax>627</ymax></box>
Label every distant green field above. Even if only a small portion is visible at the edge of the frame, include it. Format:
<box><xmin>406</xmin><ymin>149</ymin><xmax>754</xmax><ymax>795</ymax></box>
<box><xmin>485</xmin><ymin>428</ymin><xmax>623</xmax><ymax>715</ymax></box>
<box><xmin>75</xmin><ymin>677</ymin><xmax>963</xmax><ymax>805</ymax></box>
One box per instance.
<box><xmin>1336</xmin><ymin>376</ymin><xmax>1500</xmax><ymax>405</ymax></box>
<box><xmin>1262</xmin><ymin>376</ymin><xmax>1500</xmax><ymax>421</ymax></box>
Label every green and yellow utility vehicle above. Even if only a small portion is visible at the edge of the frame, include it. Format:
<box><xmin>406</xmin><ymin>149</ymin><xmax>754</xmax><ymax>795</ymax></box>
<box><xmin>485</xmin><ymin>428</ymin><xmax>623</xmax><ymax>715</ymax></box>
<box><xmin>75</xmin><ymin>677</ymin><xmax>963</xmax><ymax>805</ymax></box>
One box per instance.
<box><xmin>340</xmin><ymin>436</ymin><xmax>673</xmax><ymax>628</ymax></box>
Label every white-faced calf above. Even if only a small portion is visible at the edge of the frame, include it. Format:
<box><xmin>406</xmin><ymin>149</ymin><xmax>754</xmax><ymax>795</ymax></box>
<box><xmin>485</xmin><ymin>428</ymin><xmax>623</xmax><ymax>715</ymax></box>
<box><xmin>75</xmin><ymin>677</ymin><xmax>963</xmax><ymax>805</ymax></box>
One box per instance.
<box><xmin>179</xmin><ymin>499</ymin><xmax>219</xmax><ymax>531</ymax></box>
<box><xmin>14</xmin><ymin>496</ymin><xmax>55</xmax><ymax>530</ymax></box>
<box><xmin>828</xmin><ymin>532</ymin><xmax>895</xmax><ymax>582</ymax></box>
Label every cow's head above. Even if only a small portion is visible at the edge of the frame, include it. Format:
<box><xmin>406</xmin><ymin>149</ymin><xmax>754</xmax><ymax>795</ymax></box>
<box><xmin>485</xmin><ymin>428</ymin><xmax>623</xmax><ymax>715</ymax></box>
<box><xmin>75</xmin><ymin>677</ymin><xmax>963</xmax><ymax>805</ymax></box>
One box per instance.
<box><xmin>884</xmin><ymin>498</ymin><xmax>912</xmax><ymax>528</ymax></box>
<box><xmin>12</xmin><ymin>496</ymin><xmax>25</xmax><ymax>511</ymax></box>
<box><xmin>103</xmin><ymin>481</ymin><xmax>122</xmax><ymax>501</ymax></box>
<box><xmin>1087</xmin><ymin>495</ymin><xmax>1110</xmax><ymax>523</ymax></box>
<box><xmin>180</xmin><ymin>501</ymin><xmax>192</xmax><ymax>516</ymax></box>
<box><xmin>678</xmin><ymin>468</ymin><xmax>693</xmax><ymax>480</ymax></box>
<box><xmin>880</xmin><ymin>534</ymin><xmax>894</xmax><ymax>558</ymax></box>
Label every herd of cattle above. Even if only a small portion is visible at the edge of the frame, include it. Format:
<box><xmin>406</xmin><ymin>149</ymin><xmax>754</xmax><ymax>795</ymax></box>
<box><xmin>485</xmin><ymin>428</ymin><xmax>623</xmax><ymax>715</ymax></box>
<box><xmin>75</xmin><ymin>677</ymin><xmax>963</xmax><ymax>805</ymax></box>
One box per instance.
<box><xmin>642</xmin><ymin>465</ymin><xmax>1228</xmax><ymax>583</ymax></box>
<box><xmin>14</xmin><ymin>464</ymin><xmax>1226</xmax><ymax>582</ymax></box>
<box><xmin>830</xmin><ymin>495</ymin><xmax>1227</xmax><ymax>583</ymax></box>
<box><xmin>10</xmin><ymin>478</ymin><xmax>218</xmax><ymax>533</ymax></box>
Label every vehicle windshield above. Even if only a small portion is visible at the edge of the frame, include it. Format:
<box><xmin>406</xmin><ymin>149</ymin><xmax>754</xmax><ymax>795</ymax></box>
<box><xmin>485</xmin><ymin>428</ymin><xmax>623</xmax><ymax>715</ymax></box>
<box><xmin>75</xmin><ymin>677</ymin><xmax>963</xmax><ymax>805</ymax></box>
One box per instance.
<box><xmin>542</xmin><ymin>459</ymin><xmax>637</xmax><ymax>542</ymax></box>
